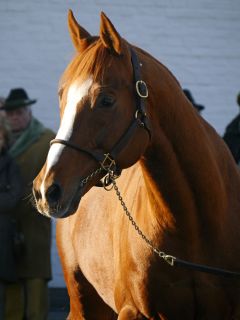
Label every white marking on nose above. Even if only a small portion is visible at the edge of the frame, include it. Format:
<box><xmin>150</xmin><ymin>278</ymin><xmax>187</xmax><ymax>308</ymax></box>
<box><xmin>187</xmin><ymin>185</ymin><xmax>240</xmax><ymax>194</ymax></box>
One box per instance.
<box><xmin>57</xmin><ymin>77</ymin><xmax>93</xmax><ymax>141</ymax></box>
<box><xmin>40</xmin><ymin>77</ymin><xmax>93</xmax><ymax>197</ymax></box>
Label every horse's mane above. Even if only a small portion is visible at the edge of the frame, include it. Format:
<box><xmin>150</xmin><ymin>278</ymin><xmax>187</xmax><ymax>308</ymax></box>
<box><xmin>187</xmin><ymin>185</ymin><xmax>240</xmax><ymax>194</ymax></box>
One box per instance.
<box><xmin>135</xmin><ymin>46</ymin><xmax>181</xmax><ymax>88</ymax></box>
<box><xmin>59</xmin><ymin>34</ymin><xmax>181</xmax><ymax>100</ymax></box>
<box><xmin>60</xmin><ymin>38</ymin><xmax>123</xmax><ymax>89</ymax></box>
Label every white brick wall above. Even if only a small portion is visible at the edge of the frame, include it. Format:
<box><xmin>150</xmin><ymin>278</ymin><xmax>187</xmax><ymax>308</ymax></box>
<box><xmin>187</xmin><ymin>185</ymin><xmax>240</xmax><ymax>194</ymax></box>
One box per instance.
<box><xmin>1</xmin><ymin>0</ymin><xmax>240</xmax><ymax>287</ymax></box>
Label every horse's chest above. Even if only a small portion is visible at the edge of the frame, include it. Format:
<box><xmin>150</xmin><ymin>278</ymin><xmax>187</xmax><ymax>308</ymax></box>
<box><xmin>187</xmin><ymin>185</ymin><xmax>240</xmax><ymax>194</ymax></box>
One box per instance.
<box><xmin>74</xmin><ymin>177</ymin><xmax>155</xmax><ymax>313</ymax></box>
<box><xmin>75</xmin><ymin>212</ymin><xmax>151</xmax><ymax>313</ymax></box>
<box><xmin>75</xmin><ymin>214</ymin><xmax>117</xmax><ymax>310</ymax></box>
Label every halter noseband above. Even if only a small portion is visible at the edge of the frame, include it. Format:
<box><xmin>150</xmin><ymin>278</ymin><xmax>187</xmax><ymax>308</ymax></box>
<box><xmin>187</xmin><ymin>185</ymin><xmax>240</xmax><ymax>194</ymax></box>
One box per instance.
<box><xmin>50</xmin><ymin>47</ymin><xmax>151</xmax><ymax>177</ymax></box>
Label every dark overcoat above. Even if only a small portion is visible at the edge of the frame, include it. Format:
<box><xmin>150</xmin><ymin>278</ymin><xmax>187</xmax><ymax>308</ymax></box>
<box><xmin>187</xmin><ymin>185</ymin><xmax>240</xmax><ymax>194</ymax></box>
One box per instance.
<box><xmin>223</xmin><ymin>113</ymin><xmax>240</xmax><ymax>164</ymax></box>
<box><xmin>0</xmin><ymin>151</ymin><xmax>22</xmax><ymax>282</ymax></box>
<box><xmin>10</xmin><ymin>128</ymin><xmax>55</xmax><ymax>279</ymax></box>
<box><xmin>0</xmin><ymin>151</ymin><xmax>22</xmax><ymax>211</ymax></box>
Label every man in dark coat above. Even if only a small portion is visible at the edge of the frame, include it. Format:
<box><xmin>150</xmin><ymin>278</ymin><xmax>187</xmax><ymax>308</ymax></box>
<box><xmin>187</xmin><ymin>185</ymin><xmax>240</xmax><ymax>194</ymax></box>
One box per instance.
<box><xmin>0</xmin><ymin>116</ymin><xmax>22</xmax><ymax>319</ymax></box>
<box><xmin>223</xmin><ymin>92</ymin><xmax>240</xmax><ymax>164</ymax></box>
<box><xmin>183</xmin><ymin>89</ymin><xmax>205</xmax><ymax>114</ymax></box>
<box><xmin>1</xmin><ymin>88</ymin><xmax>55</xmax><ymax>320</ymax></box>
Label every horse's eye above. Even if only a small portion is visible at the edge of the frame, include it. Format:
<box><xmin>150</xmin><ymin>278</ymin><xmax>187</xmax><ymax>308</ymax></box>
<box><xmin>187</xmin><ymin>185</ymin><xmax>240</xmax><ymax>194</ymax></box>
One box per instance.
<box><xmin>99</xmin><ymin>95</ymin><xmax>115</xmax><ymax>108</ymax></box>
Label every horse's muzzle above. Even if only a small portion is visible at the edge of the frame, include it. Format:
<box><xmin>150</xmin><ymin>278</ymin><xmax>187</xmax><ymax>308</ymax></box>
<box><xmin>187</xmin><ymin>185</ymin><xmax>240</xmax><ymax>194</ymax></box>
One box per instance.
<box><xmin>33</xmin><ymin>173</ymin><xmax>87</xmax><ymax>219</ymax></box>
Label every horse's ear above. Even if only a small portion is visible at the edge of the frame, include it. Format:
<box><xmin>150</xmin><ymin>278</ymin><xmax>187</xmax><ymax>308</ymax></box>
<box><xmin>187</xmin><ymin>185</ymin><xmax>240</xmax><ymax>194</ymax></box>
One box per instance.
<box><xmin>68</xmin><ymin>9</ymin><xmax>92</xmax><ymax>53</ymax></box>
<box><xmin>99</xmin><ymin>12</ymin><xmax>122</xmax><ymax>55</ymax></box>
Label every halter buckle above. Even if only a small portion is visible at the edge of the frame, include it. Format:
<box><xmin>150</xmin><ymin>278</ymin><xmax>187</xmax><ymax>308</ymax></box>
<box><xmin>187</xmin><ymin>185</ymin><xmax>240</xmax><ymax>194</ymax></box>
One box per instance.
<box><xmin>100</xmin><ymin>153</ymin><xmax>116</xmax><ymax>171</ymax></box>
<box><xmin>136</xmin><ymin>80</ymin><xmax>148</xmax><ymax>98</ymax></box>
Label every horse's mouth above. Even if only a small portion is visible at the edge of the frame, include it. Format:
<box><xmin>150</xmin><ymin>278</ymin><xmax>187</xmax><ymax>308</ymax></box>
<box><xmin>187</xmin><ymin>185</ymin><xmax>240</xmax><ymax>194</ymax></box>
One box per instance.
<box><xmin>34</xmin><ymin>183</ymin><xmax>85</xmax><ymax>219</ymax></box>
<box><xmin>35</xmin><ymin>198</ymin><xmax>80</xmax><ymax>219</ymax></box>
<box><xmin>33</xmin><ymin>168</ymin><xmax>104</xmax><ymax>219</ymax></box>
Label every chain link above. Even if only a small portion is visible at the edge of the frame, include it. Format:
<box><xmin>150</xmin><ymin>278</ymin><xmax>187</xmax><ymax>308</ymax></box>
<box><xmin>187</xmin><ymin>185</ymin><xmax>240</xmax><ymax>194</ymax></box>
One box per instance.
<box><xmin>79</xmin><ymin>167</ymin><xmax>103</xmax><ymax>188</ymax></box>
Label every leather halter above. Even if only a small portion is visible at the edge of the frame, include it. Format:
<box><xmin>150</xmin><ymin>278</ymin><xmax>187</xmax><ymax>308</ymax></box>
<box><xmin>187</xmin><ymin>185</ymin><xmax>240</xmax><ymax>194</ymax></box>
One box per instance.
<box><xmin>50</xmin><ymin>47</ymin><xmax>151</xmax><ymax>176</ymax></box>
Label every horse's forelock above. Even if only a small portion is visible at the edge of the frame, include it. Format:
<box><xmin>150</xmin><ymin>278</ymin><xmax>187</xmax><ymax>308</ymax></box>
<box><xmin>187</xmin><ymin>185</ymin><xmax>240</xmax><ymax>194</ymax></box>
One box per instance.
<box><xmin>60</xmin><ymin>38</ymin><xmax>129</xmax><ymax>90</ymax></box>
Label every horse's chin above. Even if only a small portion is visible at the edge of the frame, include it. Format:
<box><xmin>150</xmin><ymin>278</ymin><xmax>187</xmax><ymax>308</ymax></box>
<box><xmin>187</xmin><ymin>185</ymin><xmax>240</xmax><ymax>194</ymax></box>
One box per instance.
<box><xmin>60</xmin><ymin>193</ymin><xmax>83</xmax><ymax>218</ymax></box>
<box><xmin>54</xmin><ymin>188</ymin><xmax>84</xmax><ymax>219</ymax></box>
<box><xmin>39</xmin><ymin>199</ymin><xmax>81</xmax><ymax>219</ymax></box>
<box><xmin>53</xmin><ymin>200</ymin><xmax>81</xmax><ymax>219</ymax></box>
<box><xmin>37</xmin><ymin>201</ymin><xmax>80</xmax><ymax>219</ymax></box>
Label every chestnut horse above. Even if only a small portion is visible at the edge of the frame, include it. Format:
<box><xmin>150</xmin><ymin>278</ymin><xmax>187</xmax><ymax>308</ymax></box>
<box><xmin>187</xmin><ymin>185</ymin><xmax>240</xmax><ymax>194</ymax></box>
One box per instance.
<box><xmin>33</xmin><ymin>10</ymin><xmax>240</xmax><ymax>319</ymax></box>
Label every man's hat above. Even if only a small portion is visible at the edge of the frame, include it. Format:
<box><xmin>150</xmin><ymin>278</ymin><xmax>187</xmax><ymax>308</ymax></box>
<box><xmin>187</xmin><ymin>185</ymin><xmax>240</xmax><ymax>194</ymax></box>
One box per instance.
<box><xmin>183</xmin><ymin>89</ymin><xmax>205</xmax><ymax>112</ymax></box>
<box><xmin>1</xmin><ymin>88</ymin><xmax>37</xmax><ymax>111</ymax></box>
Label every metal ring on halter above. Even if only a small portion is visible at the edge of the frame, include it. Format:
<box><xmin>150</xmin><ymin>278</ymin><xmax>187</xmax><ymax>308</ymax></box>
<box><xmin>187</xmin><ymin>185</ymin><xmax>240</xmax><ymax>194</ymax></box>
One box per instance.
<box><xmin>135</xmin><ymin>110</ymin><xmax>145</xmax><ymax>127</ymax></box>
<box><xmin>136</xmin><ymin>80</ymin><xmax>148</xmax><ymax>98</ymax></box>
<box><xmin>102</xmin><ymin>173</ymin><xmax>114</xmax><ymax>191</ymax></box>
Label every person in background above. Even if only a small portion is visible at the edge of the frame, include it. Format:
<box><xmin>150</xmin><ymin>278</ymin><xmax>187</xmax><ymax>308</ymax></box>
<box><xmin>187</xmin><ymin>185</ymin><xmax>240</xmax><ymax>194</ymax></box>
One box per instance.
<box><xmin>0</xmin><ymin>88</ymin><xmax>55</xmax><ymax>320</ymax></box>
<box><xmin>183</xmin><ymin>89</ymin><xmax>205</xmax><ymax>114</ymax></box>
<box><xmin>0</xmin><ymin>97</ymin><xmax>6</xmax><ymax>119</ymax></box>
<box><xmin>223</xmin><ymin>92</ymin><xmax>240</xmax><ymax>165</ymax></box>
<box><xmin>0</xmin><ymin>116</ymin><xmax>22</xmax><ymax>319</ymax></box>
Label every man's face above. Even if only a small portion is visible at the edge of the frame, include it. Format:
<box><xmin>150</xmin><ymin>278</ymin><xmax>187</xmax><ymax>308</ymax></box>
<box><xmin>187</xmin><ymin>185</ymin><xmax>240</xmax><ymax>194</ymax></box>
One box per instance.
<box><xmin>6</xmin><ymin>106</ymin><xmax>31</xmax><ymax>132</ymax></box>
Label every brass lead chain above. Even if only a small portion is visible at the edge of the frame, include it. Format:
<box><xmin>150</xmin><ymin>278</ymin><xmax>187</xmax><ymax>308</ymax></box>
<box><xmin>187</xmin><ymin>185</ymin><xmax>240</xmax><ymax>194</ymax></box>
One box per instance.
<box><xmin>79</xmin><ymin>167</ymin><xmax>103</xmax><ymax>188</ymax></box>
<box><xmin>110</xmin><ymin>173</ymin><xmax>175</xmax><ymax>266</ymax></box>
<box><xmin>79</xmin><ymin>167</ymin><xmax>176</xmax><ymax>267</ymax></box>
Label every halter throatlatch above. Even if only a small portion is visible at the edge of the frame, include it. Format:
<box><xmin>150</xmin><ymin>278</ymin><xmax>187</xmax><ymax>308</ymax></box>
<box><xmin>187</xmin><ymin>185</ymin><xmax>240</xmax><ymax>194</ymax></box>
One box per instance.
<box><xmin>50</xmin><ymin>47</ymin><xmax>151</xmax><ymax>185</ymax></box>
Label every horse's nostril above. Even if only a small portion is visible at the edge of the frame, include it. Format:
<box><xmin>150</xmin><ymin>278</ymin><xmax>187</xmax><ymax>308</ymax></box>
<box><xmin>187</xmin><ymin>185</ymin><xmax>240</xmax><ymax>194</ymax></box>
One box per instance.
<box><xmin>45</xmin><ymin>183</ymin><xmax>62</xmax><ymax>205</ymax></box>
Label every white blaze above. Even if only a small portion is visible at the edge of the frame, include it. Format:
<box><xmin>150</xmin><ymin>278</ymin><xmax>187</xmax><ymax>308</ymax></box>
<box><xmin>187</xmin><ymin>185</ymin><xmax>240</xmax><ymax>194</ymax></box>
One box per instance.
<box><xmin>40</xmin><ymin>77</ymin><xmax>93</xmax><ymax>196</ymax></box>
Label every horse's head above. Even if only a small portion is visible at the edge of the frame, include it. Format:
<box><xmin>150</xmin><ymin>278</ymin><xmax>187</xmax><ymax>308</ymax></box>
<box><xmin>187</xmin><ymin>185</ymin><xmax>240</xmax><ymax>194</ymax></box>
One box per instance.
<box><xmin>33</xmin><ymin>11</ymin><xmax>150</xmax><ymax>218</ymax></box>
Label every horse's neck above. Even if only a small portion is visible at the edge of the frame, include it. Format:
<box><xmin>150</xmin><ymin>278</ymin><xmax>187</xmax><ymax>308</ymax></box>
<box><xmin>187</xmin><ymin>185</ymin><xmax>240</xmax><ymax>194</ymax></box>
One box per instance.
<box><xmin>139</xmin><ymin>71</ymin><xmax>229</xmax><ymax>240</ymax></box>
<box><xmin>140</xmin><ymin>138</ymin><xmax>200</xmax><ymax>240</ymax></box>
